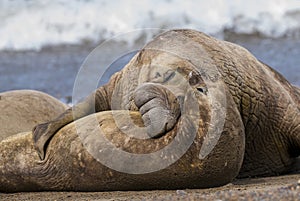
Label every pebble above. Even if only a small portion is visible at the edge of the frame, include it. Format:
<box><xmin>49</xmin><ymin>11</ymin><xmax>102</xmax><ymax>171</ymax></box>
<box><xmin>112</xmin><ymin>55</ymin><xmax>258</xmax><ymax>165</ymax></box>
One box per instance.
<box><xmin>176</xmin><ymin>190</ymin><xmax>187</xmax><ymax>196</ymax></box>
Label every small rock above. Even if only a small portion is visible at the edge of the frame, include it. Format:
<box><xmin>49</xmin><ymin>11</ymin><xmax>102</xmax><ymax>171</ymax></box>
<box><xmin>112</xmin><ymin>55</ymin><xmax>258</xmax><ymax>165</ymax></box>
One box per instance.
<box><xmin>297</xmin><ymin>179</ymin><xmax>300</xmax><ymax>186</ymax></box>
<box><xmin>176</xmin><ymin>189</ymin><xmax>187</xmax><ymax>196</ymax></box>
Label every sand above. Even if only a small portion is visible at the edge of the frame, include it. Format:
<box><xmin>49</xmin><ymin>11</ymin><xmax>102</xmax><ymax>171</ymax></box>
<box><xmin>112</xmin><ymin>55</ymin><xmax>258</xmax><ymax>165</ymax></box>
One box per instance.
<box><xmin>0</xmin><ymin>174</ymin><xmax>299</xmax><ymax>200</ymax></box>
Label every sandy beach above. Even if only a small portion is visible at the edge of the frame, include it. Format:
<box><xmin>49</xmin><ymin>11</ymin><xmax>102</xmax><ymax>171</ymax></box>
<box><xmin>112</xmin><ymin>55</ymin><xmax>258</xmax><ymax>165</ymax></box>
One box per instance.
<box><xmin>0</xmin><ymin>174</ymin><xmax>299</xmax><ymax>200</ymax></box>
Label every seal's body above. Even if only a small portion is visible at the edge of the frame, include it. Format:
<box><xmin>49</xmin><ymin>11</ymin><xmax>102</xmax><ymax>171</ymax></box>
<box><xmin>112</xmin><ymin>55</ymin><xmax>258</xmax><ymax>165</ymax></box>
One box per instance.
<box><xmin>0</xmin><ymin>30</ymin><xmax>299</xmax><ymax>192</ymax></box>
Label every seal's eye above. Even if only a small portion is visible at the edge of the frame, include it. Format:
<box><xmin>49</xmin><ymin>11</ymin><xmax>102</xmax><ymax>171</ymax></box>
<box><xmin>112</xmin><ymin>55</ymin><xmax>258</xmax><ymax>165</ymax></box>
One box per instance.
<box><xmin>197</xmin><ymin>87</ymin><xmax>207</xmax><ymax>95</ymax></box>
<box><xmin>188</xmin><ymin>71</ymin><xmax>207</xmax><ymax>95</ymax></box>
<box><xmin>197</xmin><ymin>87</ymin><xmax>204</xmax><ymax>93</ymax></box>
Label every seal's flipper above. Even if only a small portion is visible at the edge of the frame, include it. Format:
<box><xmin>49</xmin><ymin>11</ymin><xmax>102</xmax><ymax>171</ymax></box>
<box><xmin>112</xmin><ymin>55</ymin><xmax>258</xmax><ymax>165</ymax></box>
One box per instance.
<box><xmin>32</xmin><ymin>106</ymin><xmax>78</xmax><ymax>160</ymax></box>
<box><xmin>32</xmin><ymin>121</ymin><xmax>58</xmax><ymax>160</ymax></box>
<box><xmin>32</xmin><ymin>89</ymin><xmax>108</xmax><ymax>160</ymax></box>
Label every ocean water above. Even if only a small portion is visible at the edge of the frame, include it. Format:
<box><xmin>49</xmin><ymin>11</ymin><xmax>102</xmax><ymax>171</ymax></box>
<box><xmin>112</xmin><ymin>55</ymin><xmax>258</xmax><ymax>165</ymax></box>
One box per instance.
<box><xmin>0</xmin><ymin>0</ymin><xmax>300</xmax><ymax>50</ymax></box>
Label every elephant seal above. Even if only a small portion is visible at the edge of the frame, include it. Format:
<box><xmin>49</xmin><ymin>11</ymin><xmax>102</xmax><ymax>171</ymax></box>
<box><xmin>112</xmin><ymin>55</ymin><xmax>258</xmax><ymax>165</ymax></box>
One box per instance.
<box><xmin>0</xmin><ymin>29</ymin><xmax>299</xmax><ymax>192</ymax></box>
<box><xmin>0</xmin><ymin>90</ymin><xmax>68</xmax><ymax>141</ymax></box>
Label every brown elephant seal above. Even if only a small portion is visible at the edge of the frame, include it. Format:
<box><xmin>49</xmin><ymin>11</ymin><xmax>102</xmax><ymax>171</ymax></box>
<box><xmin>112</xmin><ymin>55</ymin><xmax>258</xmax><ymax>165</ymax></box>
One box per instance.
<box><xmin>0</xmin><ymin>90</ymin><xmax>68</xmax><ymax>141</ymax></box>
<box><xmin>0</xmin><ymin>29</ymin><xmax>299</xmax><ymax>192</ymax></box>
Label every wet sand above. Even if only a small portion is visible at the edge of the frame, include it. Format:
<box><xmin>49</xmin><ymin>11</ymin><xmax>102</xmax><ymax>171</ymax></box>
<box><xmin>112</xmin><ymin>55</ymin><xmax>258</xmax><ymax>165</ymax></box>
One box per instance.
<box><xmin>0</xmin><ymin>174</ymin><xmax>299</xmax><ymax>200</ymax></box>
<box><xmin>0</xmin><ymin>34</ymin><xmax>299</xmax><ymax>200</ymax></box>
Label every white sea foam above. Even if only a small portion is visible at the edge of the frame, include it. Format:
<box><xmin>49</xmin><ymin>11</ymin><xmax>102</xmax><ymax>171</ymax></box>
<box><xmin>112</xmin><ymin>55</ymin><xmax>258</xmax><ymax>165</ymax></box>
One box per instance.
<box><xmin>0</xmin><ymin>0</ymin><xmax>300</xmax><ymax>50</ymax></box>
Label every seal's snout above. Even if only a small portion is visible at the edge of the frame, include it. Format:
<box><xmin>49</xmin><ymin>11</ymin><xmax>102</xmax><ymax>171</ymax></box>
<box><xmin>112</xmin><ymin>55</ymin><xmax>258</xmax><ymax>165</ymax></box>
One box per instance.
<box><xmin>133</xmin><ymin>83</ymin><xmax>181</xmax><ymax>138</ymax></box>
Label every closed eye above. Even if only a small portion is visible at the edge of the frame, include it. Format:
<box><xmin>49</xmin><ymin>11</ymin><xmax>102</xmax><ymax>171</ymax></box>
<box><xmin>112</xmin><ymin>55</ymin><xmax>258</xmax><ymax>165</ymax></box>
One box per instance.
<box><xmin>163</xmin><ymin>70</ymin><xmax>176</xmax><ymax>83</ymax></box>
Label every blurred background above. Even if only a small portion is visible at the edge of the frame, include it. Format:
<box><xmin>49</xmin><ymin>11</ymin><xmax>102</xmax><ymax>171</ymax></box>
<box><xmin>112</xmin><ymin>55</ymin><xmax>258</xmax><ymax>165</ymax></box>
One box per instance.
<box><xmin>0</xmin><ymin>0</ymin><xmax>299</xmax><ymax>103</ymax></box>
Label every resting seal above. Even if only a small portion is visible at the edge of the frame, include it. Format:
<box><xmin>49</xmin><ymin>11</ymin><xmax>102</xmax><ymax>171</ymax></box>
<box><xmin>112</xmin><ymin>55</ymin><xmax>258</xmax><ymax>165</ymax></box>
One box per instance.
<box><xmin>0</xmin><ymin>90</ymin><xmax>68</xmax><ymax>141</ymax></box>
<box><xmin>0</xmin><ymin>29</ymin><xmax>299</xmax><ymax>192</ymax></box>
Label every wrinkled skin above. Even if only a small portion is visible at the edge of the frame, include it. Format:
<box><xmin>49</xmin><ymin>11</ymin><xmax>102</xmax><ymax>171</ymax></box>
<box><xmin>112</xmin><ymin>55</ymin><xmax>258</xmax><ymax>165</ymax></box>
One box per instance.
<box><xmin>0</xmin><ymin>29</ymin><xmax>299</xmax><ymax>192</ymax></box>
